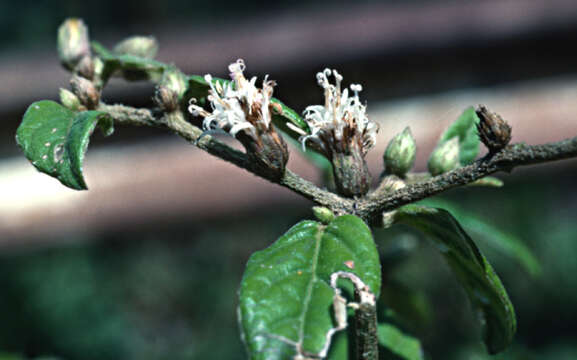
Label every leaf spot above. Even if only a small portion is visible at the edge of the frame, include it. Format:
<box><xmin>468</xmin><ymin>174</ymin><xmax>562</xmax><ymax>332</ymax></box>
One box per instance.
<box><xmin>51</xmin><ymin>128</ymin><xmax>58</xmax><ymax>133</ymax></box>
<box><xmin>41</xmin><ymin>155</ymin><xmax>48</xmax><ymax>160</ymax></box>
<box><xmin>54</xmin><ymin>145</ymin><xmax>64</xmax><ymax>162</ymax></box>
<box><xmin>344</xmin><ymin>260</ymin><xmax>355</xmax><ymax>269</ymax></box>
<box><xmin>44</xmin><ymin>142</ymin><xmax>51</xmax><ymax>147</ymax></box>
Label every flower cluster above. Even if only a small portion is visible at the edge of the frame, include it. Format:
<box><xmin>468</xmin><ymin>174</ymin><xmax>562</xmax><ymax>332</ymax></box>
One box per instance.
<box><xmin>287</xmin><ymin>68</ymin><xmax>378</xmax><ymax>157</ymax></box>
<box><xmin>188</xmin><ymin>59</ymin><xmax>276</xmax><ymax>138</ymax></box>
<box><xmin>188</xmin><ymin>59</ymin><xmax>288</xmax><ymax>179</ymax></box>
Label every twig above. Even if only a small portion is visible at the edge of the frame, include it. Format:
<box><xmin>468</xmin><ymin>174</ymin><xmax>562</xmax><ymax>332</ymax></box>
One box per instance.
<box><xmin>99</xmin><ymin>103</ymin><xmax>349</xmax><ymax>211</ymax></box>
<box><xmin>99</xmin><ymin>103</ymin><xmax>577</xmax><ymax>224</ymax></box>
<box><xmin>357</xmin><ymin>138</ymin><xmax>577</xmax><ymax>224</ymax></box>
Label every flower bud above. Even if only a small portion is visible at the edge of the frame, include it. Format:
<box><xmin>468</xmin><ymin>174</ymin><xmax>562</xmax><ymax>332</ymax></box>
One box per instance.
<box><xmin>76</xmin><ymin>55</ymin><xmax>95</xmax><ymax>80</ymax></box>
<box><xmin>428</xmin><ymin>137</ymin><xmax>459</xmax><ymax>176</ymax></box>
<box><xmin>384</xmin><ymin>126</ymin><xmax>416</xmax><ymax>177</ymax></box>
<box><xmin>161</xmin><ymin>68</ymin><xmax>187</xmax><ymax>98</ymax></box>
<box><xmin>70</xmin><ymin>76</ymin><xmax>100</xmax><ymax>110</ymax></box>
<box><xmin>312</xmin><ymin>206</ymin><xmax>335</xmax><ymax>224</ymax></box>
<box><xmin>475</xmin><ymin>105</ymin><xmax>511</xmax><ymax>153</ymax></box>
<box><xmin>59</xmin><ymin>88</ymin><xmax>82</xmax><ymax>111</ymax></box>
<box><xmin>154</xmin><ymin>86</ymin><xmax>179</xmax><ymax>113</ymax></box>
<box><xmin>114</xmin><ymin>36</ymin><xmax>158</xmax><ymax>59</ymax></box>
<box><xmin>57</xmin><ymin>18</ymin><xmax>91</xmax><ymax>71</ymax></box>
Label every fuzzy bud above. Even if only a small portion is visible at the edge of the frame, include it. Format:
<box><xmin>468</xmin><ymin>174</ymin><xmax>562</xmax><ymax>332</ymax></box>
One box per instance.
<box><xmin>76</xmin><ymin>55</ymin><xmax>95</xmax><ymax>80</ymax></box>
<box><xmin>428</xmin><ymin>137</ymin><xmax>459</xmax><ymax>176</ymax></box>
<box><xmin>59</xmin><ymin>88</ymin><xmax>82</xmax><ymax>111</ymax></box>
<box><xmin>384</xmin><ymin>126</ymin><xmax>416</xmax><ymax>177</ymax></box>
<box><xmin>161</xmin><ymin>69</ymin><xmax>187</xmax><ymax>98</ymax></box>
<box><xmin>70</xmin><ymin>76</ymin><xmax>100</xmax><ymax>110</ymax></box>
<box><xmin>475</xmin><ymin>105</ymin><xmax>511</xmax><ymax>153</ymax></box>
<box><xmin>114</xmin><ymin>36</ymin><xmax>158</xmax><ymax>59</ymax></box>
<box><xmin>154</xmin><ymin>86</ymin><xmax>179</xmax><ymax>113</ymax></box>
<box><xmin>57</xmin><ymin>18</ymin><xmax>91</xmax><ymax>71</ymax></box>
<box><xmin>312</xmin><ymin>206</ymin><xmax>335</xmax><ymax>224</ymax></box>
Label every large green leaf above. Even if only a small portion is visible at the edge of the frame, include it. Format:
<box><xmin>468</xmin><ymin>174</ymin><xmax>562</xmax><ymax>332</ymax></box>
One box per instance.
<box><xmin>437</xmin><ymin>106</ymin><xmax>480</xmax><ymax>165</ymax></box>
<box><xmin>185</xmin><ymin>74</ymin><xmax>310</xmax><ymax>138</ymax></box>
<box><xmin>420</xmin><ymin>199</ymin><xmax>541</xmax><ymax>276</ymax></box>
<box><xmin>394</xmin><ymin>205</ymin><xmax>516</xmax><ymax>354</ymax></box>
<box><xmin>239</xmin><ymin>215</ymin><xmax>381</xmax><ymax>360</ymax></box>
<box><xmin>378</xmin><ymin>323</ymin><xmax>424</xmax><ymax>360</ymax></box>
<box><xmin>16</xmin><ymin>100</ymin><xmax>113</xmax><ymax>190</ymax></box>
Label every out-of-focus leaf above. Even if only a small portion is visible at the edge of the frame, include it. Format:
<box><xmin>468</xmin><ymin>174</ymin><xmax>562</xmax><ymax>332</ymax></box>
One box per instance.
<box><xmin>16</xmin><ymin>100</ymin><xmax>113</xmax><ymax>190</ymax></box>
<box><xmin>437</xmin><ymin>106</ymin><xmax>480</xmax><ymax>165</ymax></box>
<box><xmin>378</xmin><ymin>323</ymin><xmax>424</xmax><ymax>360</ymax></box>
<box><xmin>394</xmin><ymin>205</ymin><xmax>516</xmax><ymax>354</ymax></box>
<box><xmin>379</xmin><ymin>280</ymin><xmax>432</xmax><ymax>331</ymax></box>
<box><xmin>420</xmin><ymin>199</ymin><xmax>541</xmax><ymax>276</ymax></box>
<box><xmin>92</xmin><ymin>41</ymin><xmax>166</xmax><ymax>82</ymax></box>
<box><xmin>327</xmin><ymin>331</ymin><xmax>349</xmax><ymax>360</ymax></box>
<box><xmin>238</xmin><ymin>215</ymin><xmax>381</xmax><ymax>360</ymax></box>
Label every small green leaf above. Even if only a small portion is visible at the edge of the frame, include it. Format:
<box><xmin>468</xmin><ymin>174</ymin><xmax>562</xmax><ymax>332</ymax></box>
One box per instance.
<box><xmin>239</xmin><ymin>215</ymin><xmax>381</xmax><ymax>359</ymax></box>
<box><xmin>378</xmin><ymin>323</ymin><xmax>424</xmax><ymax>360</ymax></box>
<box><xmin>437</xmin><ymin>106</ymin><xmax>480</xmax><ymax>165</ymax></box>
<box><xmin>395</xmin><ymin>205</ymin><xmax>516</xmax><ymax>354</ymax></box>
<box><xmin>185</xmin><ymin>74</ymin><xmax>309</xmax><ymax>138</ymax></box>
<box><xmin>92</xmin><ymin>41</ymin><xmax>166</xmax><ymax>82</ymax></box>
<box><xmin>419</xmin><ymin>198</ymin><xmax>541</xmax><ymax>276</ymax></box>
<box><xmin>16</xmin><ymin>100</ymin><xmax>113</xmax><ymax>190</ymax></box>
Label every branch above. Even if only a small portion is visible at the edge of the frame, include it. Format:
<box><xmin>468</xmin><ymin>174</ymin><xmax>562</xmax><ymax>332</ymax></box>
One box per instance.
<box><xmin>358</xmin><ymin>137</ymin><xmax>577</xmax><ymax>223</ymax></box>
<box><xmin>98</xmin><ymin>104</ymin><xmax>351</xmax><ymax>211</ymax></box>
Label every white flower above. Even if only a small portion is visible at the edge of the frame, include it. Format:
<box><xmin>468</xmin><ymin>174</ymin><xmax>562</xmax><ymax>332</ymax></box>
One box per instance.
<box><xmin>287</xmin><ymin>68</ymin><xmax>378</xmax><ymax>155</ymax></box>
<box><xmin>188</xmin><ymin>59</ymin><xmax>275</xmax><ymax>138</ymax></box>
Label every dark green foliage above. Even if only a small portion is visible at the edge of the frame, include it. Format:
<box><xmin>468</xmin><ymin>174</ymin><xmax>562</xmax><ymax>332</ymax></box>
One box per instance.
<box><xmin>16</xmin><ymin>101</ymin><xmax>113</xmax><ymax>190</ymax></box>
<box><xmin>238</xmin><ymin>215</ymin><xmax>381</xmax><ymax>359</ymax></box>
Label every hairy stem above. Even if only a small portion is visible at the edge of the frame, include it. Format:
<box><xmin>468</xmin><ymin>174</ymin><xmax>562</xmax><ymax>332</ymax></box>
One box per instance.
<box><xmin>99</xmin><ymin>103</ymin><xmax>577</xmax><ymax>225</ymax></box>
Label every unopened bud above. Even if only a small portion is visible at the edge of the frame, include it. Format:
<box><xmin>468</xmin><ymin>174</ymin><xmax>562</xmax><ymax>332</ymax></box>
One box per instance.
<box><xmin>59</xmin><ymin>88</ymin><xmax>82</xmax><ymax>111</ymax></box>
<box><xmin>161</xmin><ymin>68</ymin><xmax>187</xmax><ymax>98</ymax></box>
<box><xmin>313</xmin><ymin>206</ymin><xmax>335</xmax><ymax>224</ymax></box>
<box><xmin>428</xmin><ymin>137</ymin><xmax>459</xmax><ymax>176</ymax></box>
<box><xmin>114</xmin><ymin>36</ymin><xmax>158</xmax><ymax>59</ymax></box>
<box><xmin>76</xmin><ymin>55</ymin><xmax>95</xmax><ymax>80</ymax></box>
<box><xmin>475</xmin><ymin>105</ymin><xmax>511</xmax><ymax>153</ymax></box>
<box><xmin>154</xmin><ymin>86</ymin><xmax>179</xmax><ymax>112</ymax></box>
<box><xmin>384</xmin><ymin>126</ymin><xmax>416</xmax><ymax>177</ymax></box>
<box><xmin>70</xmin><ymin>76</ymin><xmax>100</xmax><ymax>110</ymax></box>
<box><xmin>57</xmin><ymin>18</ymin><xmax>91</xmax><ymax>71</ymax></box>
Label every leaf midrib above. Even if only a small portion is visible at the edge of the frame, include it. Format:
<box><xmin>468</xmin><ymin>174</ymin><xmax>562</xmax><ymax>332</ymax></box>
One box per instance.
<box><xmin>297</xmin><ymin>223</ymin><xmax>325</xmax><ymax>346</ymax></box>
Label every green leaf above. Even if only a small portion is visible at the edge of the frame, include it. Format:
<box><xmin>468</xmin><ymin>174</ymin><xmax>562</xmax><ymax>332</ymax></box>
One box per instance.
<box><xmin>185</xmin><ymin>74</ymin><xmax>309</xmax><ymax>138</ymax></box>
<box><xmin>92</xmin><ymin>41</ymin><xmax>166</xmax><ymax>82</ymax></box>
<box><xmin>394</xmin><ymin>205</ymin><xmax>516</xmax><ymax>354</ymax></box>
<box><xmin>438</xmin><ymin>106</ymin><xmax>480</xmax><ymax>165</ymax></box>
<box><xmin>239</xmin><ymin>215</ymin><xmax>381</xmax><ymax>360</ymax></box>
<box><xmin>378</xmin><ymin>323</ymin><xmax>424</xmax><ymax>360</ymax></box>
<box><xmin>16</xmin><ymin>100</ymin><xmax>113</xmax><ymax>190</ymax></box>
<box><xmin>419</xmin><ymin>199</ymin><xmax>541</xmax><ymax>276</ymax></box>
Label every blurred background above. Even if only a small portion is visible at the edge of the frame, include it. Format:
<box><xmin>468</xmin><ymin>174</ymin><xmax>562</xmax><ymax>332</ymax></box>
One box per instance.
<box><xmin>1</xmin><ymin>0</ymin><xmax>577</xmax><ymax>359</ymax></box>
